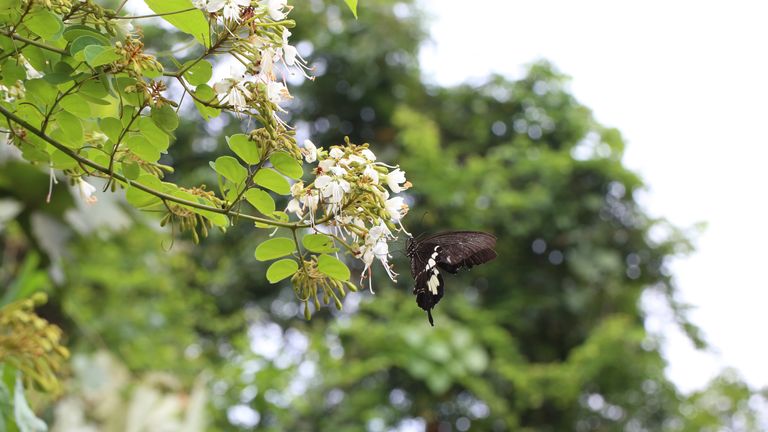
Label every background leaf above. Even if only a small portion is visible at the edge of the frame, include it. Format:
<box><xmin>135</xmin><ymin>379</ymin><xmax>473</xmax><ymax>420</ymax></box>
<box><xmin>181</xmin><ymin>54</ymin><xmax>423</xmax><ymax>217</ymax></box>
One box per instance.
<box><xmin>266</xmin><ymin>259</ymin><xmax>299</xmax><ymax>283</ymax></box>
<box><xmin>254</xmin><ymin>238</ymin><xmax>296</xmax><ymax>261</ymax></box>
<box><xmin>243</xmin><ymin>189</ymin><xmax>275</xmax><ymax>215</ymax></box>
<box><xmin>143</xmin><ymin>0</ymin><xmax>211</xmax><ymax>47</ymax></box>
<box><xmin>227</xmin><ymin>134</ymin><xmax>260</xmax><ymax>165</ymax></box>
<box><xmin>302</xmin><ymin>234</ymin><xmax>338</xmax><ymax>253</ymax></box>
<box><xmin>270</xmin><ymin>152</ymin><xmax>303</xmax><ymax>179</ymax></box>
<box><xmin>317</xmin><ymin>254</ymin><xmax>350</xmax><ymax>281</ymax></box>
<box><xmin>252</xmin><ymin>169</ymin><xmax>290</xmax><ymax>195</ymax></box>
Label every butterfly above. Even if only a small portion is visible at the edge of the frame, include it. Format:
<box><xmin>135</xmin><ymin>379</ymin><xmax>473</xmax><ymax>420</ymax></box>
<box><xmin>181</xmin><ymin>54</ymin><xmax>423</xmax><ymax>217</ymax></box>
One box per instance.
<box><xmin>406</xmin><ymin>231</ymin><xmax>497</xmax><ymax>326</ymax></box>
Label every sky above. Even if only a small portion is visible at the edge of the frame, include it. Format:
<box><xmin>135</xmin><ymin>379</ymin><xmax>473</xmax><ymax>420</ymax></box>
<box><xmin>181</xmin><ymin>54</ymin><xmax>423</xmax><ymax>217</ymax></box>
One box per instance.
<box><xmin>419</xmin><ymin>0</ymin><xmax>768</xmax><ymax>393</ymax></box>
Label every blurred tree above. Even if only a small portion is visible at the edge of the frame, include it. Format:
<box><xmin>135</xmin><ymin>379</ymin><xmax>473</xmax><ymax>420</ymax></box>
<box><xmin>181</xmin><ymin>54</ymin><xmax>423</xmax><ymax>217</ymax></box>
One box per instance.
<box><xmin>2</xmin><ymin>0</ymin><xmax>765</xmax><ymax>431</ymax></box>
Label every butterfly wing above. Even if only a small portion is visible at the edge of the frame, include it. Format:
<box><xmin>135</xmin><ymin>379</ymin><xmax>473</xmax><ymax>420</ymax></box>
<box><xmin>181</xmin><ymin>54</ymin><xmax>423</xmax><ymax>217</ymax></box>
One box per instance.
<box><xmin>409</xmin><ymin>232</ymin><xmax>497</xmax><ymax>326</ymax></box>
<box><xmin>421</xmin><ymin>231</ymin><xmax>497</xmax><ymax>273</ymax></box>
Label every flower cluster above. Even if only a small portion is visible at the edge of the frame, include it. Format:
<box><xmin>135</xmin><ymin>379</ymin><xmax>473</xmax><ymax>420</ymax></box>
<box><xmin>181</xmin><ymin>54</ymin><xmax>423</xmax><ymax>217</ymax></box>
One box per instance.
<box><xmin>288</xmin><ymin>140</ymin><xmax>412</xmax><ymax>293</ymax></box>
<box><xmin>194</xmin><ymin>0</ymin><xmax>312</xmax><ymax>121</ymax></box>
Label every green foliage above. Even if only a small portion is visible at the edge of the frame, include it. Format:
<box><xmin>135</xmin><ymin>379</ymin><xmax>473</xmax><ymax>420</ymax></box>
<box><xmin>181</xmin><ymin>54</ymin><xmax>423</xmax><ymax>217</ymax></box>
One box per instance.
<box><xmin>144</xmin><ymin>0</ymin><xmax>210</xmax><ymax>46</ymax></box>
<box><xmin>267</xmin><ymin>259</ymin><xmax>299</xmax><ymax>283</ymax></box>
<box><xmin>227</xmin><ymin>133</ymin><xmax>261</xmax><ymax>165</ymax></box>
<box><xmin>317</xmin><ymin>254</ymin><xmax>351</xmax><ymax>281</ymax></box>
<box><xmin>255</xmin><ymin>237</ymin><xmax>296</xmax><ymax>261</ymax></box>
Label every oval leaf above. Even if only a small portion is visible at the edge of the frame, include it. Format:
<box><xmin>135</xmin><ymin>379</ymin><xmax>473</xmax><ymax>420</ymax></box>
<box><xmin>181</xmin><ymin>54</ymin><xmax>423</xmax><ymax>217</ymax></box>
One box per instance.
<box><xmin>227</xmin><ymin>134</ymin><xmax>260</xmax><ymax>165</ymax></box>
<box><xmin>193</xmin><ymin>84</ymin><xmax>220</xmax><ymax>120</ymax></box>
<box><xmin>266</xmin><ymin>259</ymin><xmax>299</xmax><ymax>284</ymax></box>
<box><xmin>150</xmin><ymin>104</ymin><xmax>179</xmax><ymax>132</ymax></box>
<box><xmin>270</xmin><ymin>152</ymin><xmax>303</xmax><ymax>179</ymax></box>
<box><xmin>183</xmin><ymin>60</ymin><xmax>213</xmax><ymax>85</ymax></box>
<box><xmin>253</xmin><ymin>168</ymin><xmax>290</xmax><ymax>195</ymax></box>
<box><xmin>317</xmin><ymin>254</ymin><xmax>351</xmax><ymax>281</ymax></box>
<box><xmin>84</xmin><ymin>45</ymin><xmax>120</xmax><ymax>67</ymax></box>
<box><xmin>243</xmin><ymin>189</ymin><xmax>275</xmax><ymax>215</ymax></box>
<box><xmin>144</xmin><ymin>0</ymin><xmax>211</xmax><ymax>47</ymax></box>
<box><xmin>214</xmin><ymin>156</ymin><xmax>247</xmax><ymax>184</ymax></box>
<box><xmin>126</xmin><ymin>135</ymin><xmax>161</xmax><ymax>162</ymax></box>
<box><xmin>255</xmin><ymin>237</ymin><xmax>296</xmax><ymax>261</ymax></box>
<box><xmin>25</xmin><ymin>9</ymin><xmax>63</xmax><ymax>40</ymax></box>
<box><xmin>302</xmin><ymin>234</ymin><xmax>338</xmax><ymax>253</ymax></box>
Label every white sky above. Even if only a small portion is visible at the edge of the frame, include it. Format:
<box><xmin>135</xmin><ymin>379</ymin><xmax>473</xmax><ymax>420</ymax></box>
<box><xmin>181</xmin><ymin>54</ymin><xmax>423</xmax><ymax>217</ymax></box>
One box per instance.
<box><xmin>419</xmin><ymin>0</ymin><xmax>768</xmax><ymax>393</ymax></box>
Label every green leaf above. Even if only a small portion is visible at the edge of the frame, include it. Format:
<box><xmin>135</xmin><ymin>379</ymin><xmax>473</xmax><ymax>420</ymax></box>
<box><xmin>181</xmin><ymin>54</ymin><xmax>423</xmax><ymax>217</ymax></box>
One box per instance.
<box><xmin>144</xmin><ymin>0</ymin><xmax>211</xmax><ymax>47</ymax></box>
<box><xmin>302</xmin><ymin>234</ymin><xmax>338</xmax><ymax>253</ymax></box>
<box><xmin>69</xmin><ymin>36</ymin><xmax>110</xmax><ymax>61</ymax></box>
<box><xmin>99</xmin><ymin>117</ymin><xmax>123</xmax><ymax>143</ymax></box>
<box><xmin>270</xmin><ymin>152</ymin><xmax>303</xmax><ymax>179</ymax></box>
<box><xmin>84</xmin><ymin>45</ymin><xmax>120</xmax><ymax>67</ymax></box>
<box><xmin>42</xmin><ymin>61</ymin><xmax>75</xmax><ymax>84</ymax></box>
<box><xmin>317</xmin><ymin>254</ymin><xmax>351</xmax><ymax>281</ymax></box>
<box><xmin>59</xmin><ymin>94</ymin><xmax>92</xmax><ymax>117</ymax></box>
<box><xmin>150</xmin><ymin>105</ymin><xmax>179</xmax><ymax>132</ymax></box>
<box><xmin>213</xmin><ymin>156</ymin><xmax>247</xmax><ymax>184</ymax></box>
<box><xmin>126</xmin><ymin>135</ymin><xmax>160</xmax><ymax>162</ymax></box>
<box><xmin>255</xmin><ymin>237</ymin><xmax>296</xmax><ymax>261</ymax></box>
<box><xmin>183</xmin><ymin>60</ymin><xmax>212</xmax><ymax>86</ymax></box>
<box><xmin>137</xmin><ymin>117</ymin><xmax>169</xmax><ymax>152</ymax></box>
<box><xmin>253</xmin><ymin>168</ymin><xmax>290</xmax><ymax>195</ymax></box>
<box><xmin>227</xmin><ymin>134</ymin><xmax>260</xmax><ymax>165</ymax></box>
<box><xmin>125</xmin><ymin>174</ymin><xmax>165</xmax><ymax>209</ymax></box>
<box><xmin>54</xmin><ymin>110</ymin><xmax>83</xmax><ymax>144</ymax></box>
<box><xmin>50</xmin><ymin>149</ymin><xmax>77</xmax><ymax>170</ymax></box>
<box><xmin>0</xmin><ymin>0</ymin><xmax>21</xmax><ymax>10</ymax></box>
<box><xmin>266</xmin><ymin>259</ymin><xmax>299</xmax><ymax>283</ymax></box>
<box><xmin>243</xmin><ymin>189</ymin><xmax>275</xmax><ymax>215</ymax></box>
<box><xmin>122</xmin><ymin>161</ymin><xmax>141</xmax><ymax>180</ymax></box>
<box><xmin>0</xmin><ymin>59</ymin><xmax>25</xmax><ymax>85</ymax></box>
<box><xmin>63</xmin><ymin>25</ymin><xmax>111</xmax><ymax>44</ymax></box>
<box><xmin>192</xmin><ymin>84</ymin><xmax>220</xmax><ymax>120</ymax></box>
<box><xmin>343</xmin><ymin>0</ymin><xmax>358</xmax><ymax>18</ymax></box>
<box><xmin>24</xmin><ymin>9</ymin><xmax>64</xmax><ymax>40</ymax></box>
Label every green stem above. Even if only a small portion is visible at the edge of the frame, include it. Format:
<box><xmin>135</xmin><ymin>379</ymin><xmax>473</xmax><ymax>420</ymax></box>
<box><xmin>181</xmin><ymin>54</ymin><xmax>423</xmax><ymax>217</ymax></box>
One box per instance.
<box><xmin>0</xmin><ymin>30</ymin><xmax>67</xmax><ymax>55</ymax></box>
<box><xmin>0</xmin><ymin>104</ymin><xmax>299</xmax><ymax>229</ymax></box>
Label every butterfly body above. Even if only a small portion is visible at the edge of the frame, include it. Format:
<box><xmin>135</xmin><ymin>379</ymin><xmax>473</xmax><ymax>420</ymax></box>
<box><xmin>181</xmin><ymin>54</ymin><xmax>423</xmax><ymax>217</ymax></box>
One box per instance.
<box><xmin>406</xmin><ymin>231</ymin><xmax>497</xmax><ymax>325</ymax></box>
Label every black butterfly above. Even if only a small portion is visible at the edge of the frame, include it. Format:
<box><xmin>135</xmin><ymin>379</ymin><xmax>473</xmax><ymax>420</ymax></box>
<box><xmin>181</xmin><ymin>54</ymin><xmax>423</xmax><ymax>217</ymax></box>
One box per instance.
<box><xmin>406</xmin><ymin>231</ymin><xmax>497</xmax><ymax>326</ymax></box>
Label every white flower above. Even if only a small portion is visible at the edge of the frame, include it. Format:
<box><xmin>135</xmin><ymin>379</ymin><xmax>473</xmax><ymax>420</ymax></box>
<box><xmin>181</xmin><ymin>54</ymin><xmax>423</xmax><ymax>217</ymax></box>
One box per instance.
<box><xmin>385</xmin><ymin>197</ymin><xmax>408</xmax><ymax>222</ymax></box>
<box><xmin>279</xmin><ymin>29</ymin><xmax>313</xmax><ymax>80</ymax></box>
<box><xmin>115</xmin><ymin>19</ymin><xmax>134</xmax><ymax>36</ymax></box>
<box><xmin>291</xmin><ymin>181</ymin><xmax>304</xmax><ymax>197</ymax></box>
<box><xmin>329</xmin><ymin>166</ymin><xmax>347</xmax><ymax>177</ymax></box>
<box><xmin>363</xmin><ymin>165</ymin><xmax>379</xmax><ymax>184</ymax></box>
<box><xmin>266</xmin><ymin>80</ymin><xmax>292</xmax><ymax>104</ymax></box>
<box><xmin>301</xmin><ymin>139</ymin><xmax>317</xmax><ymax>163</ymax></box>
<box><xmin>193</xmin><ymin>0</ymin><xmax>208</xmax><ymax>8</ymax></box>
<box><xmin>256</xmin><ymin>47</ymin><xmax>277</xmax><ymax>82</ymax></box>
<box><xmin>315</xmin><ymin>174</ymin><xmax>350</xmax><ymax>205</ymax></box>
<box><xmin>19</xmin><ymin>56</ymin><xmax>43</xmax><ymax>79</ymax></box>
<box><xmin>214</xmin><ymin>78</ymin><xmax>252</xmax><ymax>111</ymax></box>
<box><xmin>318</xmin><ymin>158</ymin><xmax>335</xmax><ymax>173</ymax></box>
<box><xmin>329</xmin><ymin>148</ymin><xmax>344</xmax><ymax>160</ymax></box>
<box><xmin>207</xmin><ymin>0</ymin><xmax>249</xmax><ymax>21</ymax></box>
<box><xmin>361</xmin><ymin>149</ymin><xmax>376</xmax><ymax>161</ymax></box>
<box><xmin>77</xmin><ymin>178</ymin><xmax>98</xmax><ymax>204</ymax></box>
<box><xmin>359</xmin><ymin>223</ymin><xmax>398</xmax><ymax>293</ymax></box>
<box><xmin>265</xmin><ymin>0</ymin><xmax>288</xmax><ymax>20</ymax></box>
<box><xmin>286</xmin><ymin>198</ymin><xmax>302</xmax><ymax>216</ymax></box>
<box><xmin>386</xmin><ymin>168</ymin><xmax>408</xmax><ymax>193</ymax></box>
